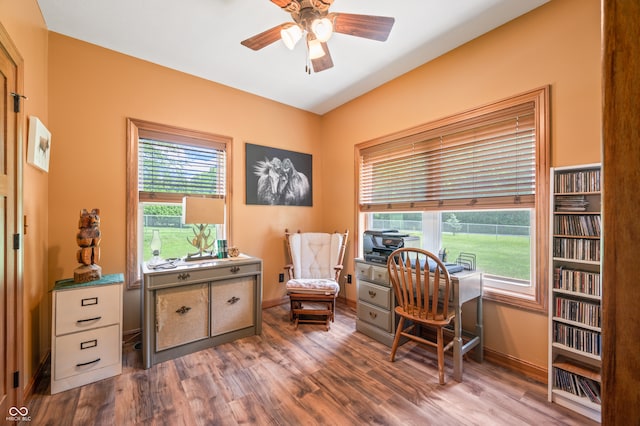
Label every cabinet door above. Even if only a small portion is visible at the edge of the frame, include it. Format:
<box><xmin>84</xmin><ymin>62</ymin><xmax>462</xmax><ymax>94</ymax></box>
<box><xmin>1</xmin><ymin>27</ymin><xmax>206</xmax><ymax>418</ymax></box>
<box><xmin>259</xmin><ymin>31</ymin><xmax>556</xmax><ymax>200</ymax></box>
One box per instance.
<box><xmin>211</xmin><ymin>277</ymin><xmax>255</xmax><ymax>336</ymax></box>
<box><xmin>156</xmin><ymin>283</ymin><xmax>209</xmax><ymax>351</ymax></box>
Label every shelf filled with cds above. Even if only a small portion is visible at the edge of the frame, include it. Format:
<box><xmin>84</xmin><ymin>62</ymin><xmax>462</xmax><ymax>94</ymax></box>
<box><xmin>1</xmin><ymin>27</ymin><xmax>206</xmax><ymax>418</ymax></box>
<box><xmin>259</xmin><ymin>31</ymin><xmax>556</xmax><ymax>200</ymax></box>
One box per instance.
<box><xmin>549</xmin><ymin>164</ymin><xmax>602</xmax><ymax>422</ymax></box>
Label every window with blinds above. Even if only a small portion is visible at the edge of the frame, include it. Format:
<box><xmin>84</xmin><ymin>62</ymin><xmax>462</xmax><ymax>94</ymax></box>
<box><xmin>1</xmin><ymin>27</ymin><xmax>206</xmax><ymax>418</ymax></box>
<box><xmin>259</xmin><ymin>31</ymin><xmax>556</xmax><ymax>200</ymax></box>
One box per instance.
<box><xmin>138</xmin><ymin>138</ymin><xmax>226</xmax><ymax>200</ymax></box>
<box><xmin>359</xmin><ymin>102</ymin><xmax>537</xmax><ymax>211</ymax></box>
<box><xmin>356</xmin><ymin>87</ymin><xmax>549</xmax><ymax>311</ymax></box>
<box><xmin>126</xmin><ymin>119</ymin><xmax>232</xmax><ymax>288</ymax></box>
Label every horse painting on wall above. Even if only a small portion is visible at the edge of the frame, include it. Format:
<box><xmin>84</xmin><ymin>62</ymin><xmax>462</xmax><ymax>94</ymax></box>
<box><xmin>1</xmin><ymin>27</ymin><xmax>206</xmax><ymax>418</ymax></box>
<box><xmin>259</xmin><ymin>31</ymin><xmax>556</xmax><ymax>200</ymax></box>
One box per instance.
<box><xmin>246</xmin><ymin>143</ymin><xmax>312</xmax><ymax>206</ymax></box>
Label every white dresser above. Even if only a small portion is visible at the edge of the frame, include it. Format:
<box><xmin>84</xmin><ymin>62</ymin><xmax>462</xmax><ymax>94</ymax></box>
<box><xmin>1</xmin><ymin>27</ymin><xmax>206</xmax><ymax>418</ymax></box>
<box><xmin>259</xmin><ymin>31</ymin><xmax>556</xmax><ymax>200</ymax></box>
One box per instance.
<box><xmin>51</xmin><ymin>274</ymin><xmax>123</xmax><ymax>394</ymax></box>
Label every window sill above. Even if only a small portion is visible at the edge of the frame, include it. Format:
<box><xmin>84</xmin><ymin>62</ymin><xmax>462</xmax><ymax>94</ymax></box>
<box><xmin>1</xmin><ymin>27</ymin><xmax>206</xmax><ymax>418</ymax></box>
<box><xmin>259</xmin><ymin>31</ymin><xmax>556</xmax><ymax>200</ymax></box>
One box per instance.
<box><xmin>482</xmin><ymin>286</ymin><xmax>547</xmax><ymax>314</ymax></box>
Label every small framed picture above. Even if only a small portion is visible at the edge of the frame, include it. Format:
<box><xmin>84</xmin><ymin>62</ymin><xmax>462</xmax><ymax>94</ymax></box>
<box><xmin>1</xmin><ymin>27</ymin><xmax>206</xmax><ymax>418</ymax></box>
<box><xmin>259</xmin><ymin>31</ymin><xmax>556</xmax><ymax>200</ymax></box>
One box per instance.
<box><xmin>27</xmin><ymin>116</ymin><xmax>52</xmax><ymax>172</ymax></box>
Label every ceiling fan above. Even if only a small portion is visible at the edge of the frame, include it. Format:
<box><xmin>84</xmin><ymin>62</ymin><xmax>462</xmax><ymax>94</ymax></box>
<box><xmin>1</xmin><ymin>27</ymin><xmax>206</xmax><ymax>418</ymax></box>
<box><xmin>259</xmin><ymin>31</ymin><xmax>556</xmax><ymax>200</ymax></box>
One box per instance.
<box><xmin>241</xmin><ymin>0</ymin><xmax>395</xmax><ymax>73</ymax></box>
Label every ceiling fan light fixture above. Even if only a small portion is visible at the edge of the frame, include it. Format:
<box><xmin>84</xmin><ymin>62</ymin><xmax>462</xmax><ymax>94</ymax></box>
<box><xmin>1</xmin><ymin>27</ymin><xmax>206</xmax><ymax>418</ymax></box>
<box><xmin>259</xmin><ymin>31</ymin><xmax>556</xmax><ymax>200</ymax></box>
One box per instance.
<box><xmin>311</xmin><ymin>17</ymin><xmax>333</xmax><ymax>42</ymax></box>
<box><xmin>240</xmin><ymin>3</ymin><xmax>395</xmax><ymax>74</ymax></box>
<box><xmin>307</xmin><ymin>38</ymin><xmax>325</xmax><ymax>59</ymax></box>
<box><xmin>281</xmin><ymin>24</ymin><xmax>303</xmax><ymax>50</ymax></box>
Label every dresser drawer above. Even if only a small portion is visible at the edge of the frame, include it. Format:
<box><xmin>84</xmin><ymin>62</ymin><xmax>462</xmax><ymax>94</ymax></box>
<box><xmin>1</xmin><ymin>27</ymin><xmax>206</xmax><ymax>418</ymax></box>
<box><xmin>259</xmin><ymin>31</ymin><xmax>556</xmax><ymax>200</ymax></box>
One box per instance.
<box><xmin>54</xmin><ymin>324</ymin><xmax>120</xmax><ymax>381</ymax></box>
<box><xmin>357</xmin><ymin>301</ymin><xmax>392</xmax><ymax>332</ymax></box>
<box><xmin>370</xmin><ymin>265</ymin><xmax>389</xmax><ymax>285</ymax></box>
<box><xmin>211</xmin><ymin>277</ymin><xmax>255</xmax><ymax>336</ymax></box>
<box><xmin>358</xmin><ymin>281</ymin><xmax>391</xmax><ymax>310</ymax></box>
<box><xmin>156</xmin><ymin>283</ymin><xmax>209</xmax><ymax>351</ymax></box>
<box><xmin>145</xmin><ymin>261</ymin><xmax>261</xmax><ymax>289</ymax></box>
<box><xmin>355</xmin><ymin>262</ymin><xmax>372</xmax><ymax>280</ymax></box>
<box><xmin>355</xmin><ymin>262</ymin><xmax>390</xmax><ymax>286</ymax></box>
<box><xmin>55</xmin><ymin>284</ymin><xmax>121</xmax><ymax>336</ymax></box>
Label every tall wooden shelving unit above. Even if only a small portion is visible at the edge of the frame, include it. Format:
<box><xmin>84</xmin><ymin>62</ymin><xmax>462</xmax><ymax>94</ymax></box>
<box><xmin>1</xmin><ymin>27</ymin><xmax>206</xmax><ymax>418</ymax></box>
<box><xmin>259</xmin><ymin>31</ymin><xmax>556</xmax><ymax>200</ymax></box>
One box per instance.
<box><xmin>548</xmin><ymin>163</ymin><xmax>602</xmax><ymax>422</ymax></box>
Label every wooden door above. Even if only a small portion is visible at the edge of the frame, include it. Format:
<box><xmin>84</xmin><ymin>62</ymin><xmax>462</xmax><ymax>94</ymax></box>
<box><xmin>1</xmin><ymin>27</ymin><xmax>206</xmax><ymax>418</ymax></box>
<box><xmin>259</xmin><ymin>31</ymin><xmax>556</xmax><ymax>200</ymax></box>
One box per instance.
<box><xmin>602</xmin><ymin>0</ymin><xmax>640</xmax><ymax>422</ymax></box>
<box><xmin>0</xmin><ymin>24</ymin><xmax>23</xmax><ymax>415</ymax></box>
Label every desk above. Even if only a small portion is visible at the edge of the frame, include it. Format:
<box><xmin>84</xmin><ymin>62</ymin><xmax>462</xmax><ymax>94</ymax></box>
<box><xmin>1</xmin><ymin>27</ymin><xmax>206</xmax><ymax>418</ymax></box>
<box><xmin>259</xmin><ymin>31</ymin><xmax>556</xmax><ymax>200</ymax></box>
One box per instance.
<box><xmin>355</xmin><ymin>259</ymin><xmax>482</xmax><ymax>381</ymax></box>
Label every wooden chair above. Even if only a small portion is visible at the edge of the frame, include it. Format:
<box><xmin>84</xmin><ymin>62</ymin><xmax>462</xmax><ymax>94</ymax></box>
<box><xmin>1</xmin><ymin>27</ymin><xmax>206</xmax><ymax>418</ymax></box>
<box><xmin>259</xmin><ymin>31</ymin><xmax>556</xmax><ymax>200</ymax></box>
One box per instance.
<box><xmin>387</xmin><ymin>247</ymin><xmax>455</xmax><ymax>384</ymax></box>
<box><xmin>284</xmin><ymin>229</ymin><xmax>348</xmax><ymax>331</ymax></box>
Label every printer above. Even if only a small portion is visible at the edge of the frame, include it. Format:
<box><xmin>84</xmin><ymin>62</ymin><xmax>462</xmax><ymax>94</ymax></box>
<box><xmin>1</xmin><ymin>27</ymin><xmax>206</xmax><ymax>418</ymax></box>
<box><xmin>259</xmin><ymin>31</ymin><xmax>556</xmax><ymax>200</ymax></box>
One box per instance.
<box><xmin>363</xmin><ymin>229</ymin><xmax>420</xmax><ymax>265</ymax></box>
<box><xmin>363</xmin><ymin>229</ymin><xmax>465</xmax><ymax>273</ymax></box>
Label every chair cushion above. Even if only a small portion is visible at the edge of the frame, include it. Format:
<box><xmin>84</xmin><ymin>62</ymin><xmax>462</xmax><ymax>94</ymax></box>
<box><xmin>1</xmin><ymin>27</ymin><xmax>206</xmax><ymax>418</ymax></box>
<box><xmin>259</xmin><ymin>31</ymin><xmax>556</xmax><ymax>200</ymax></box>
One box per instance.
<box><xmin>289</xmin><ymin>232</ymin><xmax>343</xmax><ymax>280</ymax></box>
<box><xmin>286</xmin><ymin>278</ymin><xmax>340</xmax><ymax>295</ymax></box>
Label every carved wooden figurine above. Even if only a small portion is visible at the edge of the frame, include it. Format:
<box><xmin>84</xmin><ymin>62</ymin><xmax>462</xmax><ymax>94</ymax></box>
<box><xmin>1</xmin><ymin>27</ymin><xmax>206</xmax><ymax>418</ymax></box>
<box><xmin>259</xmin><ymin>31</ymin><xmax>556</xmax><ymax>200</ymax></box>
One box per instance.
<box><xmin>74</xmin><ymin>208</ymin><xmax>102</xmax><ymax>283</ymax></box>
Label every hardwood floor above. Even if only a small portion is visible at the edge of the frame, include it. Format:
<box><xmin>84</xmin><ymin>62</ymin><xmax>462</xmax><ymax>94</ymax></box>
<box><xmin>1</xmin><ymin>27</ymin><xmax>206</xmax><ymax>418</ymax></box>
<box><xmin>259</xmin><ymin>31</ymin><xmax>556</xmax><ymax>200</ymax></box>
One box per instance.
<box><xmin>22</xmin><ymin>303</ymin><xmax>597</xmax><ymax>425</ymax></box>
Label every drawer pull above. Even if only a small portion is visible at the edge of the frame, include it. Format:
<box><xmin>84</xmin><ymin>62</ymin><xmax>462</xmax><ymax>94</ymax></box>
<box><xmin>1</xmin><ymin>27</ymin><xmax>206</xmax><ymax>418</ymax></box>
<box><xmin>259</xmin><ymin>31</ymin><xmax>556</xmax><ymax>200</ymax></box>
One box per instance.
<box><xmin>368</xmin><ymin>290</ymin><xmax>377</xmax><ymax>298</ymax></box>
<box><xmin>76</xmin><ymin>358</ymin><xmax>101</xmax><ymax>367</ymax></box>
<box><xmin>175</xmin><ymin>305</ymin><xmax>192</xmax><ymax>315</ymax></box>
<box><xmin>77</xmin><ymin>316</ymin><xmax>102</xmax><ymax>324</ymax></box>
<box><xmin>369</xmin><ymin>311</ymin><xmax>378</xmax><ymax>319</ymax></box>
<box><xmin>80</xmin><ymin>339</ymin><xmax>98</xmax><ymax>350</ymax></box>
<box><xmin>230</xmin><ymin>266</ymin><xmax>240</xmax><ymax>273</ymax></box>
<box><xmin>227</xmin><ymin>296</ymin><xmax>240</xmax><ymax>305</ymax></box>
<box><xmin>81</xmin><ymin>297</ymin><xmax>98</xmax><ymax>306</ymax></box>
<box><xmin>177</xmin><ymin>273</ymin><xmax>191</xmax><ymax>281</ymax></box>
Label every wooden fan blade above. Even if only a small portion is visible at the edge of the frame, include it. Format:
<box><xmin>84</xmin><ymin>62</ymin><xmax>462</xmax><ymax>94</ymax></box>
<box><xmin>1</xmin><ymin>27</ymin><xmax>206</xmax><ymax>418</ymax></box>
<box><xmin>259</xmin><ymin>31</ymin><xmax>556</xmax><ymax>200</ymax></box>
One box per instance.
<box><xmin>271</xmin><ymin>0</ymin><xmax>335</xmax><ymax>10</ymax></box>
<box><xmin>270</xmin><ymin>0</ymin><xmax>293</xmax><ymax>7</ymax></box>
<box><xmin>332</xmin><ymin>13</ymin><xmax>395</xmax><ymax>41</ymax></box>
<box><xmin>311</xmin><ymin>42</ymin><xmax>334</xmax><ymax>73</ymax></box>
<box><xmin>241</xmin><ymin>24</ymin><xmax>287</xmax><ymax>50</ymax></box>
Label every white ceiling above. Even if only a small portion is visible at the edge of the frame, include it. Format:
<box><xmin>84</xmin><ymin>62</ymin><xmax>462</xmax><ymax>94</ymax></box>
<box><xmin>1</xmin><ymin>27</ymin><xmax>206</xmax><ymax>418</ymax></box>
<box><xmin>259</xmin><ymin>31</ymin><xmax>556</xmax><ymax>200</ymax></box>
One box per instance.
<box><xmin>36</xmin><ymin>0</ymin><xmax>548</xmax><ymax>115</ymax></box>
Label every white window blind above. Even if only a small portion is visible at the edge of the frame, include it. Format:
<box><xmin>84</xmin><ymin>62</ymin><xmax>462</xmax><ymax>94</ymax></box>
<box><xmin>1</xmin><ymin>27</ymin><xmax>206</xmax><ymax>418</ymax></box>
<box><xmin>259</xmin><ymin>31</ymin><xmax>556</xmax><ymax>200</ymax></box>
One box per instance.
<box><xmin>359</xmin><ymin>102</ymin><xmax>537</xmax><ymax>211</ymax></box>
<box><xmin>138</xmin><ymin>138</ymin><xmax>226</xmax><ymax>198</ymax></box>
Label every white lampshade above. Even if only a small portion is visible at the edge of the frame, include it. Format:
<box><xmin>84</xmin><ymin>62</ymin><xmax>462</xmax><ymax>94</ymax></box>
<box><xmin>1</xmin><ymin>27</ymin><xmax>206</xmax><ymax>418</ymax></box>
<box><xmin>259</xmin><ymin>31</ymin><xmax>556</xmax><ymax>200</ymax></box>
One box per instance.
<box><xmin>308</xmin><ymin>38</ymin><xmax>326</xmax><ymax>59</ymax></box>
<box><xmin>182</xmin><ymin>197</ymin><xmax>225</xmax><ymax>225</ymax></box>
<box><xmin>311</xmin><ymin>18</ymin><xmax>333</xmax><ymax>42</ymax></box>
<box><xmin>281</xmin><ymin>24</ymin><xmax>303</xmax><ymax>50</ymax></box>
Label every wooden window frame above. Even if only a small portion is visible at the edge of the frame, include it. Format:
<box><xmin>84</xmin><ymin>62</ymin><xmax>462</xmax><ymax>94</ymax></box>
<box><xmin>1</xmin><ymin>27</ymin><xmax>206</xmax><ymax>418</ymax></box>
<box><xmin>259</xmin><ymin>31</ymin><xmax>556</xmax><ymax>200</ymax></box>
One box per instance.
<box><xmin>126</xmin><ymin>118</ymin><xmax>233</xmax><ymax>289</ymax></box>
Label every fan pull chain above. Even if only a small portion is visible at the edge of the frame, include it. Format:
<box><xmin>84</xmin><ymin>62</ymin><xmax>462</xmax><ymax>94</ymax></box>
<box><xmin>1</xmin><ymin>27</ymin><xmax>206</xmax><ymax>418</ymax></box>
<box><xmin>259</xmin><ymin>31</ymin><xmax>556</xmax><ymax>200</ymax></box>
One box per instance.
<box><xmin>305</xmin><ymin>48</ymin><xmax>311</xmax><ymax>74</ymax></box>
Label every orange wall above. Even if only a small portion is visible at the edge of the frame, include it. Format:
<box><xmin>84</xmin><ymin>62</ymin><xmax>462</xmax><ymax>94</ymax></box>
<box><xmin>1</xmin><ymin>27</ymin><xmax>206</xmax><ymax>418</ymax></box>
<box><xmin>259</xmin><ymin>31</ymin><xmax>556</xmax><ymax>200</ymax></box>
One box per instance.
<box><xmin>0</xmin><ymin>0</ymin><xmax>50</xmax><ymax>394</ymax></box>
<box><xmin>2</xmin><ymin>0</ymin><xmax>601</xmax><ymax>394</ymax></box>
<box><xmin>320</xmin><ymin>0</ymin><xmax>601</xmax><ymax>368</ymax></box>
<box><xmin>46</xmin><ymin>35</ymin><xmax>325</xmax><ymax>331</ymax></box>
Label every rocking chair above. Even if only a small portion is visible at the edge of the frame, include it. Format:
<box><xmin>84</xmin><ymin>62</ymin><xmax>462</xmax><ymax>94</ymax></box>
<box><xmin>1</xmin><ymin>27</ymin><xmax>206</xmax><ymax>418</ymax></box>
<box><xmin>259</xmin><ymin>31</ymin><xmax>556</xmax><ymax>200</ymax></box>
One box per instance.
<box><xmin>284</xmin><ymin>229</ymin><xmax>349</xmax><ymax>331</ymax></box>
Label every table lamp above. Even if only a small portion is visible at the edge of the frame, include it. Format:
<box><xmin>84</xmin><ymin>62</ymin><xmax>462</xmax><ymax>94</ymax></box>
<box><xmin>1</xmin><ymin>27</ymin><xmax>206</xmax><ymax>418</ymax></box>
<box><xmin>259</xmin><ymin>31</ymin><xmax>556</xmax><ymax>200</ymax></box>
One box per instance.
<box><xmin>182</xmin><ymin>196</ymin><xmax>225</xmax><ymax>261</ymax></box>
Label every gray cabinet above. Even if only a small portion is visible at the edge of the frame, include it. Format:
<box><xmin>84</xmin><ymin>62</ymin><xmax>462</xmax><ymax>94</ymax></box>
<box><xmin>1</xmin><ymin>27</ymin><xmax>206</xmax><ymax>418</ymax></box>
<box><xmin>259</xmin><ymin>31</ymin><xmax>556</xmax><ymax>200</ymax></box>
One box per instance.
<box><xmin>141</xmin><ymin>255</ymin><xmax>262</xmax><ymax>369</ymax></box>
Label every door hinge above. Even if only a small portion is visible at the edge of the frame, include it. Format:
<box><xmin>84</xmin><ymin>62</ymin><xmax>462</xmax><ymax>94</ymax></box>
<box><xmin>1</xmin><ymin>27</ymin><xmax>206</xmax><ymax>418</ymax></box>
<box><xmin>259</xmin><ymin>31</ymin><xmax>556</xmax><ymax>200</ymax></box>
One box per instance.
<box><xmin>13</xmin><ymin>371</ymin><xmax>19</xmax><ymax>388</ymax></box>
<box><xmin>13</xmin><ymin>233</ymin><xmax>20</xmax><ymax>250</ymax></box>
<box><xmin>10</xmin><ymin>92</ymin><xmax>27</xmax><ymax>113</ymax></box>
